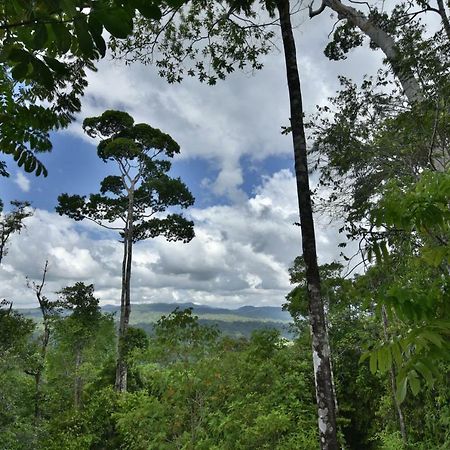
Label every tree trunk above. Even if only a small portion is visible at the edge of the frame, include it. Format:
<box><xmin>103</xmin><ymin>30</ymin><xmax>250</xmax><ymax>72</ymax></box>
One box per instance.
<box><xmin>382</xmin><ymin>306</ymin><xmax>407</xmax><ymax>444</ymax></box>
<box><xmin>311</xmin><ymin>0</ymin><xmax>424</xmax><ymax>104</ymax></box>
<box><xmin>276</xmin><ymin>0</ymin><xmax>339</xmax><ymax>448</ymax></box>
<box><xmin>115</xmin><ymin>192</ymin><xmax>135</xmax><ymax>392</ymax></box>
<box><xmin>436</xmin><ymin>0</ymin><xmax>450</xmax><ymax>41</ymax></box>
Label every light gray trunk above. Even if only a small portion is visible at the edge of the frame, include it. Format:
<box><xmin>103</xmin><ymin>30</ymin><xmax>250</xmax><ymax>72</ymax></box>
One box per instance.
<box><xmin>318</xmin><ymin>0</ymin><xmax>424</xmax><ymax>104</ymax></box>
<box><xmin>312</xmin><ymin>1</ymin><xmax>449</xmax><ymax>171</ymax></box>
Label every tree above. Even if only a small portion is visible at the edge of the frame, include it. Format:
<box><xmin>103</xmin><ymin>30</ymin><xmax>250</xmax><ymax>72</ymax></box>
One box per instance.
<box><xmin>56</xmin><ymin>110</ymin><xmax>195</xmax><ymax>392</ymax></box>
<box><xmin>0</xmin><ymin>200</ymin><xmax>32</xmax><ymax>264</ymax></box>
<box><xmin>110</xmin><ymin>1</ymin><xmax>339</xmax><ymax>446</ymax></box>
<box><xmin>25</xmin><ymin>260</ymin><xmax>61</xmax><ymax>419</ymax></box>
<box><xmin>54</xmin><ymin>283</ymin><xmax>105</xmax><ymax>409</ymax></box>
<box><xmin>0</xmin><ymin>0</ymin><xmax>166</xmax><ymax>176</ymax></box>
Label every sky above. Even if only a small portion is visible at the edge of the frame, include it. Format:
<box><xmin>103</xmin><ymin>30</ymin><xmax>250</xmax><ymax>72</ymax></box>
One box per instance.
<box><xmin>0</xmin><ymin>5</ymin><xmax>383</xmax><ymax>309</ymax></box>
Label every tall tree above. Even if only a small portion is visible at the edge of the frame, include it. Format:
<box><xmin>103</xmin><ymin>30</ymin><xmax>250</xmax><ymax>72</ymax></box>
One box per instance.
<box><xmin>55</xmin><ymin>282</ymin><xmax>104</xmax><ymax>409</ymax></box>
<box><xmin>111</xmin><ymin>1</ymin><xmax>339</xmax><ymax>446</ymax></box>
<box><xmin>25</xmin><ymin>260</ymin><xmax>61</xmax><ymax>419</ymax></box>
<box><xmin>56</xmin><ymin>110</ymin><xmax>195</xmax><ymax>392</ymax></box>
<box><xmin>275</xmin><ymin>0</ymin><xmax>338</xmax><ymax>446</ymax></box>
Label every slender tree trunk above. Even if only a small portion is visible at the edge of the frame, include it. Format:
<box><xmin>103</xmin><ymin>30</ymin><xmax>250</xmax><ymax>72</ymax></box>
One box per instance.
<box><xmin>28</xmin><ymin>261</ymin><xmax>51</xmax><ymax>420</ymax></box>
<box><xmin>381</xmin><ymin>306</ymin><xmax>407</xmax><ymax>444</ymax></box>
<box><xmin>27</xmin><ymin>321</ymin><xmax>50</xmax><ymax>420</ymax></box>
<box><xmin>115</xmin><ymin>191</ymin><xmax>135</xmax><ymax>392</ymax></box>
<box><xmin>436</xmin><ymin>0</ymin><xmax>450</xmax><ymax>40</ymax></box>
<box><xmin>276</xmin><ymin>0</ymin><xmax>339</xmax><ymax>448</ymax></box>
<box><xmin>74</xmin><ymin>346</ymin><xmax>83</xmax><ymax>409</ymax></box>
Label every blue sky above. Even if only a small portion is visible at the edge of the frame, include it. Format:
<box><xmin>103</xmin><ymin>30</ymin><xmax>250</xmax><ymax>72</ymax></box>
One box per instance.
<box><xmin>1</xmin><ymin>7</ymin><xmax>380</xmax><ymax>308</ymax></box>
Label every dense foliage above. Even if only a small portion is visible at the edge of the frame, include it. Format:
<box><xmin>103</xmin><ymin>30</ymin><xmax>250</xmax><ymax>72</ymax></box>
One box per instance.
<box><xmin>1</xmin><ymin>0</ymin><xmax>449</xmax><ymax>448</ymax></box>
<box><xmin>1</xmin><ymin>293</ymin><xmax>449</xmax><ymax>449</ymax></box>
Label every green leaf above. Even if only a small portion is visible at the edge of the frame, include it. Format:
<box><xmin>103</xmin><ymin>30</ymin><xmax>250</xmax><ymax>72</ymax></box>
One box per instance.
<box><xmin>98</xmin><ymin>7</ymin><xmax>134</xmax><ymax>39</ymax></box>
<box><xmin>24</xmin><ymin>156</ymin><xmax>37</xmax><ymax>173</ymax></box>
<box><xmin>87</xmin><ymin>14</ymin><xmax>106</xmax><ymax>57</ymax></box>
<box><xmin>422</xmin><ymin>247</ymin><xmax>447</xmax><ymax>267</ymax></box>
<box><xmin>421</xmin><ymin>331</ymin><xmax>443</xmax><ymax>348</ymax></box>
<box><xmin>6</xmin><ymin>47</ymin><xmax>31</xmax><ymax>64</ymax></box>
<box><xmin>408</xmin><ymin>370</ymin><xmax>421</xmax><ymax>396</ymax></box>
<box><xmin>359</xmin><ymin>351</ymin><xmax>370</xmax><ymax>364</ymax></box>
<box><xmin>391</xmin><ymin>342</ymin><xmax>402</xmax><ymax>367</ymax></box>
<box><xmin>29</xmin><ymin>57</ymin><xmax>54</xmax><ymax>89</ymax></box>
<box><xmin>369</xmin><ymin>350</ymin><xmax>377</xmax><ymax>374</ymax></box>
<box><xmin>396</xmin><ymin>376</ymin><xmax>408</xmax><ymax>404</ymax></box>
<box><xmin>378</xmin><ymin>346</ymin><xmax>392</xmax><ymax>374</ymax></box>
<box><xmin>11</xmin><ymin>62</ymin><xmax>30</xmax><ymax>80</ymax></box>
<box><xmin>133</xmin><ymin>0</ymin><xmax>162</xmax><ymax>20</ymax></box>
<box><xmin>52</xmin><ymin>22</ymin><xmax>72</xmax><ymax>54</ymax></box>
<box><xmin>33</xmin><ymin>23</ymin><xmax>49</xmax><ymax>50</ymax></box>
<box><xmin>415</xmin><ymin>362</ymin><xmax>434</xmax><ymax>388</ymax></box>
<box><xmin>17</xmin><ymin>151</ymin><xmax>27</xmax><ymax>167</ymax></box>
<box><xmin>43</xmin><ymin>56</ymin><xmax>70</xmax><ymax>75</ymax></box>
<box><xmin>74</xmin><ymin>15</ymin><xmax>95</xmax><ymax>58</ymax></box>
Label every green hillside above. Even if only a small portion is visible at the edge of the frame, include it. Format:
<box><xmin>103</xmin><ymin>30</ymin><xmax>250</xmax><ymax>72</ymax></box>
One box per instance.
<box><xmin>19</xmin><ymin>302</ymin><xmax>294</xmax><ymax>339</ymax></box>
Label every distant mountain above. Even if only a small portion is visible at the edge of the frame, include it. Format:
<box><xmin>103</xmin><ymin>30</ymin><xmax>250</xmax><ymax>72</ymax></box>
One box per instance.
<box><xmin>18</xmin><ymin>302</ymin><xmax>294</xmax><ymax>339</ymax></box>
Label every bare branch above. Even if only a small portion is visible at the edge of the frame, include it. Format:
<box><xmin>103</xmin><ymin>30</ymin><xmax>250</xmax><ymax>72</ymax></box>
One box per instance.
<box><xmin>309</xmin><ymin>0</ymin><xmax>326</xmax><ymax>18</ymax></box>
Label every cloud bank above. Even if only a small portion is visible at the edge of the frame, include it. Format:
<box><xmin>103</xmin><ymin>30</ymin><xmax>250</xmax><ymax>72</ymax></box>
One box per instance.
<box><xmin>1</xmin><ymin>170</ymin><xmax>346</xmax><ymax>309</ymax></box>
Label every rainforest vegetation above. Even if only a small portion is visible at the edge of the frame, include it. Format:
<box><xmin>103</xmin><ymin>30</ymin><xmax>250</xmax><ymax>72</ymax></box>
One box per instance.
<box><xmin>1</xmin><ymin>0</ymin><xmax>449</xmax><ymax>449</ymax></box>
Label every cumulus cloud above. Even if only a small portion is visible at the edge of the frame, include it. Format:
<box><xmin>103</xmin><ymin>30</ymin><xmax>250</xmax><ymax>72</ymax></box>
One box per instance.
<box><xmin>62</xmin><ymin>7</ymin><xmax>383</xmax><ymax>198</ymax></box>
<box><xmin>0</xmin><ymin>170</ymin><xmax>350</xmax><ymax>309</ymax></box>
<box><xmin>14</xmin><ymin>172</ymin><xmax>31</xmax><ymax>192</ymax></box>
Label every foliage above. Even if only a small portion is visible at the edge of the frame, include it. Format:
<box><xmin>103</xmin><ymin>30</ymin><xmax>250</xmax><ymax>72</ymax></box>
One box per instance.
<box><xmin>56</xmin><ymin>110</ymin><xmax>195</xmax><ymax>244</ymax></box>
<box><xmin>0</xmin><ymin>0</ymin><xmax>165</xmax><ymax>176</ymax></box>
<box><xmin>111</xmin><ymin>0</ymin><xmax>276</xmax><ymax>85</ymax></box>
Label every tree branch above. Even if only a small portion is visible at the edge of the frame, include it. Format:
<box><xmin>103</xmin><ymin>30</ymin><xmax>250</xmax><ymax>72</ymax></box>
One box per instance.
<box><xmin>309</xmin><ymin>0</ymin><xmax>326</xmax><ymax>18</ymax></box>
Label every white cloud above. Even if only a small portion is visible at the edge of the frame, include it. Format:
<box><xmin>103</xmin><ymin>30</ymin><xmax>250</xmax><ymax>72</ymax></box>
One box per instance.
<box><xmin>14</xmin><ymin>172</ymin><xmax>31</xmax><ymax>192</ymax></box>
<box><xmin>61</xmin><ymin>7</ymin><xmax>383</xmax><ymax>198</ymax></box>
<box><xmin>0</xmin><ymin>170</ymin><xmax>351</xmax><ymax>309</ymax></box>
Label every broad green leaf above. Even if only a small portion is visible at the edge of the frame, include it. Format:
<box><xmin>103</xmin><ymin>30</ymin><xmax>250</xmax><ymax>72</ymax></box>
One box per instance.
<box><xmin>421</xmin><ymin>247</ymin><xmax>447</xmax><ymax>267</ymax></box>
<box><xmin>43</xmin><ymin>56</ymin><xmax>70</xmax><ymax>75</ymax></box>
<box><xmin>415</xmin><ymin>362</ymin><xmax>434</xmax><ymax>387</ymax></box>
<box><xmin>74</xmin><ymin>15</ymin><xmax>95</xmax><ymax>58</ymax></box>
<box><xmin>52</xmin><ymin>22</ymin><xmax>72</xmax><ymax>54</ymax></box>
<box><xmin>11</xmin><ymin>62</ymin><xmax>30</xmax><ymax>80</ymax></box>
<box><xmin>98</xmin><ymin>7</ymin><xmax>134</xmax><ymax>39</ymax></box>
<box><xmin>24</xmin><ymin>156</ymin><xmax>37</xmax><ymax>173</ymax></box>
<box><xmin>369</xmin><ymin>350</ymin><xmax>377</xmax><ymax>374</ymax></box>
<box><xmin>33</xmin><ymin>23</ymin><xmax>49</xmax><ymax>50</ymax></box>
<box><xmin>29</xmin><ymin>57</ymin><xmax>54</xmax><ymax>89</ymax></box>
<box><xmin>391</xmin><ymin>342</ymin><xmax>402</xmax><ymax>367</ymax></box>
<box><xmin>408</xmin><ymin>370</ymin><xmax>421</xmax><ymax>396</ymax></box>
<box><xmin>133</xmin><ymin>0</ymin><xmax>163</xmax><ymax>20</ymax></box>
<box><xmin>421</xmin><ymin>331</ymin><xmax>443</xmax><ymax>348</ymax></box>
<box><xmin>396</xmin><ymin>376</ymin><xmax>408</xmax><ymax>404</ymax></box>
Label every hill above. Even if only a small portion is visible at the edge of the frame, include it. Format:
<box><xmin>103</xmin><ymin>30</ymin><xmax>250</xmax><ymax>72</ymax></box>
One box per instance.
<box><xmin>18</xmin><ymin>302</ymin><xmax>294</xmax><ymax>339</ymax></box>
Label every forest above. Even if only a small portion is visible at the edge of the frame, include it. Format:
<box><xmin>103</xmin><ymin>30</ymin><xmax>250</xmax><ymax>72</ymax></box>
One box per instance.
<box><xmin>0</xmin><ymin>0</ymin><xmax>449</xmax><ymax>449</ymax></box>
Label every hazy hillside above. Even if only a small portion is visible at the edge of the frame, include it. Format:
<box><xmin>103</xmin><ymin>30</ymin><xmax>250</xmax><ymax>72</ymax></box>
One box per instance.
<box><xmin>19</xmin><ymin>302</ymin><xmax>294</xmax><ymax>339</ymax></box>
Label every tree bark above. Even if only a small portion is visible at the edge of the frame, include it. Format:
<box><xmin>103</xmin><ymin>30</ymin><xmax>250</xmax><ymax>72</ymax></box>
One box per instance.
<box><xmin>115</xmin><ymin>190</ymin><xmax>135</xmax><ymax>392</ymax></box>
<box><xmin>276</xmin><ymin>0</ymin><xmax>339</xmax><ymax>448</ymax></box>
<box><xmin>436</xmin><ymin>0</ymin><xmax>450</xmax><ymax>40</ymax></box>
